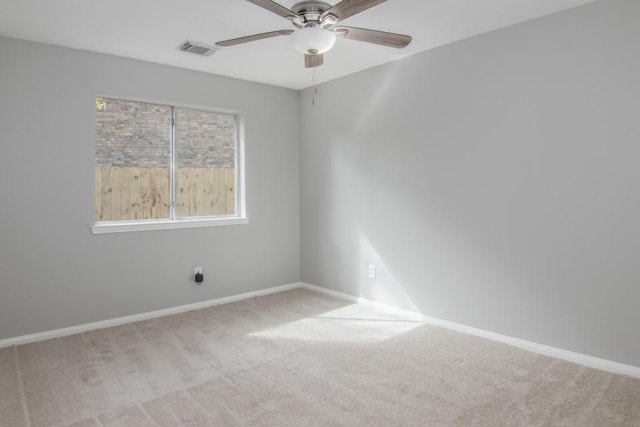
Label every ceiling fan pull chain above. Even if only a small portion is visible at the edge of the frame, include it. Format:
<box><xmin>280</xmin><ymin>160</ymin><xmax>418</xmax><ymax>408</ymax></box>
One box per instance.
<box><xmin>312</xmin><ymin>67</ymin><xmax>318</xmax><ymax>106</ymax></box>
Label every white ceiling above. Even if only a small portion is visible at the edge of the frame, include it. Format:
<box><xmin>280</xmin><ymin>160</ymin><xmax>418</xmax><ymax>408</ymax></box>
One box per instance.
<box><xmin>0</xmin><ymin>0</ymin><xmax>597</xmax><ymax>90</ymax></box>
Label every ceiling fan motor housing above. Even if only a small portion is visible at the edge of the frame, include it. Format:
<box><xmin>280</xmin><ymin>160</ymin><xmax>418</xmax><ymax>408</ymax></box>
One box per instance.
<box><xmin>291</xmin><ymin>0</ymin><xmax>332</xmax><ymax>12</ymax></box>
<box><xmin>290</xmin><ymin>1</ymin><xmax>338</xmax><ymax>55</ymax></box>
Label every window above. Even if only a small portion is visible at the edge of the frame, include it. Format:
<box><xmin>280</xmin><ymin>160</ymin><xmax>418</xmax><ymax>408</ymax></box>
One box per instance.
<box><xmin>92</xmin><ymin>97</ymin><xmax>246</xmax><ymax>233</ymax></box>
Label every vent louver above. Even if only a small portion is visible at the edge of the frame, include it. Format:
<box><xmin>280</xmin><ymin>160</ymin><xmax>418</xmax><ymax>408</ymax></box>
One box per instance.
<box><xmin>177</xmin><ymin>40</ymin><xmax>217</xmax><ymax>56</ymax></box>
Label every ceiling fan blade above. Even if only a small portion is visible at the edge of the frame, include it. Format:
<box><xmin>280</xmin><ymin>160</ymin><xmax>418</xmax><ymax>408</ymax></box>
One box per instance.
<box><xmin>246</xmin><ymin>0</ymin><xmax>299</xmax><ymax>20</ymax></box>
<box><xmin>334</xmin><ymin>26</ymin><xmax>411</xmax><ymax>48</ymax></box>
<box><xmin>216</xmin><ymin>30</ymin><xmax>293</xmax><ymax>47</ymax></box>
<box><xmin>320</xmin><ymin>0</ymin><xmax>387</xmax><ymax>23</ymax></box>
<box><xmin>305</xmin><ymin>54</ymin><xmax>324</xmax><ymax>68</ymax></box>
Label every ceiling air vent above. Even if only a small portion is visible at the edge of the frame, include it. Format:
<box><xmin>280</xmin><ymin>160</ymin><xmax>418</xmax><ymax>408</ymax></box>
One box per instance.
<box><xmin>177</xmin><ymin>40</ymin><xmax>217</xmax><ymax>57</ymax></box>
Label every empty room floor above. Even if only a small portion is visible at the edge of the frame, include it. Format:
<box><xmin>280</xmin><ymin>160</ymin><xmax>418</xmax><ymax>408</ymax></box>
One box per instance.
<box><xmin>1</xmin><ymin>288</ymin><xmax>639</xmax><ymax>426</ymax></box>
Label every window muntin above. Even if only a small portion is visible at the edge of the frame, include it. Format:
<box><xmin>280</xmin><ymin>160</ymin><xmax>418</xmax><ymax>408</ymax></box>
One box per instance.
<box><xmin>94</xmin><ymin>97</ymin><xmax>242</xmax><ymax>228</ymax></box>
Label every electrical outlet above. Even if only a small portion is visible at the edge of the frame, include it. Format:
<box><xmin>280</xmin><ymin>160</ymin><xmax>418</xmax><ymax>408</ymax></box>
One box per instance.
<box><xmin>368</xmin><ymin>264</ymin><xmax>376</xmax><ymax>279</ymax></box>
<box><xmin>194</xmin><ymin>267</ymin><xmax>204</xmax><ymax>284</ymax></box>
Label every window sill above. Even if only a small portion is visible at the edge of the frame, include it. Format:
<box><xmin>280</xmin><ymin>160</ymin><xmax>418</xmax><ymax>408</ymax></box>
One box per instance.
<box><xmin>91</xmin><ymin>217</ymin><xmax>249</xmax><ymax>234</ymax></box>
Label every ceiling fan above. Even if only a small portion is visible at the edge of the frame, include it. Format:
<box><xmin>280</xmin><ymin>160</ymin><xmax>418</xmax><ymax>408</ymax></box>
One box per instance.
<box><xmin>215</xmin><ymin>0</ymin><xmax>412</xmax><ymax>68</ymax></box>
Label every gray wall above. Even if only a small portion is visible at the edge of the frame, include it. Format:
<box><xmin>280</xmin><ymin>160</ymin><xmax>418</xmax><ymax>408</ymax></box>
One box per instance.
<box><xmin>0</xmin><ymin>37</ymin><xmax>300</xmax><ymax>339</ymax></box>
<box><xmin>300</xmin><ymin>0</ymin><xmax>640</xmax><ymax>367</ymax></box>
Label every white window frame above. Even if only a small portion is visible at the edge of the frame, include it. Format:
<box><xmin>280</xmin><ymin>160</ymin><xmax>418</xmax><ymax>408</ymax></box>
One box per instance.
<box><xmin>91</xmin><ymin>97</ymin><xmax>248</xmax><ymax>234</ymax></box>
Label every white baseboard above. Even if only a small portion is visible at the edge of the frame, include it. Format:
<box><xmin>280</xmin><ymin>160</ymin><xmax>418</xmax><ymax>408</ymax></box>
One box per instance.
<box><xmin>300</xmin><ymin>283</ymin><xmax>640</xmax><ymax>379</ymax></box>
<box><xmin>0</xmin><ymin>282</ymin><xmax>302</xmax><ymax>348</ymax></box>
<box><xmin>3</xmin><ymin>280</ymin><xmax>638</xmax><ymax>380</ymax></box>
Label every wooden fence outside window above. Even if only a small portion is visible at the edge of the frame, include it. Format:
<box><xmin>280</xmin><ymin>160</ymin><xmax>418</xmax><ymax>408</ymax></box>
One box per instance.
<box><xmin>95</xmin><ymin>167</ymin><xmax>235</xmax><ymax>222</ymax></box>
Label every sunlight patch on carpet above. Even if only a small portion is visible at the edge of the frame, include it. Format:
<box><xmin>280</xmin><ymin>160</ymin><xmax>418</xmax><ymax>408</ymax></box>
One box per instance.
<box><xmin>249</xmin><ymin>305</ymin><xmax>422</xmax><ymax>343</ymax></box>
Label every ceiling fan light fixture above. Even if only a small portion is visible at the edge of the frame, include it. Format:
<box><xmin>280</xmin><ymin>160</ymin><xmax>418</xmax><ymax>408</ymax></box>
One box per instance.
<box><xmin>291</xmin><ymin>26</ymin><xmax>336</xmax><ymax>55</ymax></box>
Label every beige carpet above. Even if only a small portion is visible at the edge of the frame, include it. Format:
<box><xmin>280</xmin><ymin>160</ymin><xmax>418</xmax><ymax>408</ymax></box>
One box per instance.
<box><xmin>1</xmin><ymin>288</ymin><xmax>639</xmax><ymax>426</ymax></box>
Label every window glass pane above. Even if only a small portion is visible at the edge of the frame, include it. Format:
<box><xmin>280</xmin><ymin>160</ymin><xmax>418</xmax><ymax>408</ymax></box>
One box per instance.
<box><xmin>95</xmin><ymin>98</ymin><xmax>171</xmax><ymax>221</ymax></box>
<box><xmin>175</xmin><ymin>108</ymin><xmax>236</xmax><ymax>217</ymax></box>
